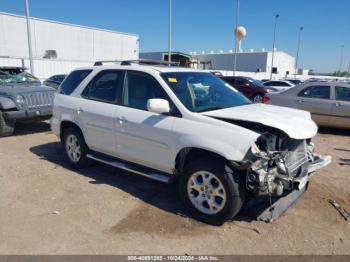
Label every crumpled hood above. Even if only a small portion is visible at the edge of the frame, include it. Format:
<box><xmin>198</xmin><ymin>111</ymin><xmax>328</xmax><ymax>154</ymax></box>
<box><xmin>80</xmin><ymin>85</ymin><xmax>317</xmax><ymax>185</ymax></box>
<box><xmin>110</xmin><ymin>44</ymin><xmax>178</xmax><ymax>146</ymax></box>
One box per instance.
<box><xmin>201</xmin><ymin>103</ymin><xmax>318</xmax><ymax>139</ymax></box>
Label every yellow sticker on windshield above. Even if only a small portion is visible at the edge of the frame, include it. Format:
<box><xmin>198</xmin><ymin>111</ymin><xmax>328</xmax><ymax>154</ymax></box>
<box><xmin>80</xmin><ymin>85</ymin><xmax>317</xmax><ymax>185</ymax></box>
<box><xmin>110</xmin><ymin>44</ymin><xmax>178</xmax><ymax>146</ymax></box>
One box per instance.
<box><xmin>168</xmin><ymin>77</ymin><xmax>177</xmax><ymax>83</ymax></box>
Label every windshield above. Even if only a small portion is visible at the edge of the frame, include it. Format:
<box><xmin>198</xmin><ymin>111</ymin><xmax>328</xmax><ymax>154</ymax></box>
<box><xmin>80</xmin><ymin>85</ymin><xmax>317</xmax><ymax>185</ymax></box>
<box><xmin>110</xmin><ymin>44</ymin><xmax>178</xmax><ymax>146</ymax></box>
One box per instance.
<box><xmin>0</xmin><ymin>72</ymin><xmax>39</xmax><ymax>85</ymax></box>
<box><xmin>161</xmin><ymin>72</ymin><xmax>251</xmax><ymax>112</ymax></box>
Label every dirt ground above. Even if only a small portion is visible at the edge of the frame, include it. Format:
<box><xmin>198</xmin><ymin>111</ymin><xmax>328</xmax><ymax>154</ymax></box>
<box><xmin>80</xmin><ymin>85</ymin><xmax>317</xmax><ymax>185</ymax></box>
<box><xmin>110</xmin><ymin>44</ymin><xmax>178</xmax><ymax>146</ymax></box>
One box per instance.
<box><xmin>0</xmin><ymin>122</ymin><xmax>349</xmax><ymax>255</ymax></box>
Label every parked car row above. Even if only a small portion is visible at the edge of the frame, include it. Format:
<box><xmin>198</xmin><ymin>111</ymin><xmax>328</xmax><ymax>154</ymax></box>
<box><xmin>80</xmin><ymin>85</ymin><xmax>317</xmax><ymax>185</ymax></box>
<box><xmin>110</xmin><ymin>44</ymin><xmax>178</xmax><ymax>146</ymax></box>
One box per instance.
<box><xmin>219</xmin><ymin>75</ymin><xmax>349</xmax><ymax>130</ymax></box>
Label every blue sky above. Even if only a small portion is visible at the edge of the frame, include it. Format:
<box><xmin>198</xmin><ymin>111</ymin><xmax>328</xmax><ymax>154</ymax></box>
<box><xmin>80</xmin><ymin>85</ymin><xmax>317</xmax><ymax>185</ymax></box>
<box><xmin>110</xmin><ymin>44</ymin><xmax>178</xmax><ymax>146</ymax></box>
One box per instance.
<box><xmin>1</xmin><ymin>0</ymin><xmax>349</xmax><ymax>73</ymax></box>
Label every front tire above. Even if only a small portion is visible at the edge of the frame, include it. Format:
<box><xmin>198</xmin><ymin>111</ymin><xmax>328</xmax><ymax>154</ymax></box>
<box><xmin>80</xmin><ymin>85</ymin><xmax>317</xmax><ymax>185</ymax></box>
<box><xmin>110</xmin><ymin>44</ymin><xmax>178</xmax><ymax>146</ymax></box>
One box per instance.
<box><xmin>0</xmin><ymin>111</ymin><xmax>15</xmax><ymax>137</ymax></box>
<box><xmin>62</xmin><ymin>127</ymin><xmax>90</xmax><ymax>168</ymax></box>
<box><xmin>179</xmin><ymin>158</ymin><xmax>244</xmax><ymax>226</ymax></box>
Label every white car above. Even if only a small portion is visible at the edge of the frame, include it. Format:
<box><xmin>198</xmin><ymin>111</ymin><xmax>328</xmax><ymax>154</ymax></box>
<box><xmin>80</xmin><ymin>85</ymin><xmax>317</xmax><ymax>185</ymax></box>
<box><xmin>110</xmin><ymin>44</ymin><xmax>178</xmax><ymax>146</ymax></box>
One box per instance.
<box><xmin>263</xmin><ymin>80</ymin><xmax>295</xmax><ymax>91</ymax></box>
<box><xmin>51</xmin><ymin>61</ymin><xmax>330</xmax><ymax>225</ymax></box>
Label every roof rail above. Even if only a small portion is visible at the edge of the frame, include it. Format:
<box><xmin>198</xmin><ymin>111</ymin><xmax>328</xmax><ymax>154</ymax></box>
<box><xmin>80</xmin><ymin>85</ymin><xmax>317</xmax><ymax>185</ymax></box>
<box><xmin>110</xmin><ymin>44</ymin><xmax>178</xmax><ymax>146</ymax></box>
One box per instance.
<box><xmin>93</xmin><ymin>59</ymin><xmax>180</xmax><ymax>67</ymax></box>
<box><xmin>93</xmin><ymin>60</ymin><xmax>121</xmax><ymax>66</ymax></box>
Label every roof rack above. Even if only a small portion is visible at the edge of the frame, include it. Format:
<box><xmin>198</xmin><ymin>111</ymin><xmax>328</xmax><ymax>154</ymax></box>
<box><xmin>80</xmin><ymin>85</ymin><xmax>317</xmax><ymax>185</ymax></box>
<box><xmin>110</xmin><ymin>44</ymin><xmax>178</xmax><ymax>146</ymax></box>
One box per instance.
<box><xmin>93</xmin><ymin>59</ymin><xmax>180</xmax><ymax>67</ymax></box>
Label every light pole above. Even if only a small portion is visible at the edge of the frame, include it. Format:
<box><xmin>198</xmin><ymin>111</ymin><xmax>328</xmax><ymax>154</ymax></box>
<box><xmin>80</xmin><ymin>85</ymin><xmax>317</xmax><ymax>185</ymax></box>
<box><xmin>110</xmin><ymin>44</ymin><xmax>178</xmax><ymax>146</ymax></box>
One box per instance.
<box><xmin>294</xmin><ymin>26</ymin><xmax>303</xmax><ymax>78</ymax></box>
<box><xmin>339</xmin><ymin>44</ymin><xmax>344</xmax><ymax>73</ymax></box>
<box><xmin>25</xmin><ymin>0</ymin><xmax>34</xmax><ymax>74</ymax></box>
<box><xmin>168</xmin><ymin>0</ymin><xmax>172</xmax><ymax>66</ymax></box>
<box><xmin>233</xmin><ymin>0</ymin><xmax>240</xmax><ymax>76</ymax></box>
<box><xmin>270</xmin><ymin>14</ymin><xmax>279</xmax><ymax>80</ymax></box>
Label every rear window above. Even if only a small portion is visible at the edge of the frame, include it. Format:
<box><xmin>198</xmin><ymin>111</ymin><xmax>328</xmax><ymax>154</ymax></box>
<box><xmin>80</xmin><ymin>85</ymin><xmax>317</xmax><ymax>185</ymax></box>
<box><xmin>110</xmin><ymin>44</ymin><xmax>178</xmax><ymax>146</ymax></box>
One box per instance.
<box><xmin>59</xmin><ymin>70</ymin><xmax>92</xmax><ymax>95</ymax></box>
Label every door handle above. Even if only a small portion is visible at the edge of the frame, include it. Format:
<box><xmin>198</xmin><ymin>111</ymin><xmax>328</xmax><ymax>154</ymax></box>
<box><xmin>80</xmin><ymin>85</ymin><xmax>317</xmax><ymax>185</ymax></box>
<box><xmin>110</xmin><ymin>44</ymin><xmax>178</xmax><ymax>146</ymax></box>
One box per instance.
<box><xmin>334</xmin><ymin>102</ymin><xmax>342</xmax><ymax>107</ymax></box>
<box><xmin>298</xmin><ymin>99</ymin><xmax>305</xmax><ymax>103</ymax></box>
<box><xmin>116</xmin><ymin>116</ymin><xmax>127</xmax><ymax>124</ymax></box>
<box><xmin>74</xmin><ymin>107</ymin><xmax>84</xmax><ymax>114</ymax></box>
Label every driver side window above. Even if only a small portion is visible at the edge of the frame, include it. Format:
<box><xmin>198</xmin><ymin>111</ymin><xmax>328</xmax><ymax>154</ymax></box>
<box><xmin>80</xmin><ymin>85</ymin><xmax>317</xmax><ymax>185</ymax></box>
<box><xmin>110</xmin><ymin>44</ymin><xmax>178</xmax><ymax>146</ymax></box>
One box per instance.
<box><xmin>298</xmin><ymin>86</ymin><xmax>330</xmax><ymax>99</ymax></box>
<box><xmin>122</xmin><ymin>71</ymin><xmax>170</xmax><ymax>111</ymax></box>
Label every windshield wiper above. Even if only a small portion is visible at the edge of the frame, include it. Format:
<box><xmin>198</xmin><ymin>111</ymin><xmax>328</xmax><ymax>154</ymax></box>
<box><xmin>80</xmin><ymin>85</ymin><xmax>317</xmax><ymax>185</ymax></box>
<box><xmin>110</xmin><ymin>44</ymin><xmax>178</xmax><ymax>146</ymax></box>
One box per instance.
<box><xmin>197</xmin><ymin>106</ymin><xmax>223</xmax><ymax>113</ymax></box>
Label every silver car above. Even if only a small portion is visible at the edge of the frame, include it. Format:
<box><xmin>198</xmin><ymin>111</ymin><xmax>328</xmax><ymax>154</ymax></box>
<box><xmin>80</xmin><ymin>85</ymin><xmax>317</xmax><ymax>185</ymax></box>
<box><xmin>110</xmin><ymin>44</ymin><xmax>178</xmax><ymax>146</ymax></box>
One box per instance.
<box><xmin>266</xmin><ymin>82</ymin><xmax>350</xmax><ymax>129</ymax></box>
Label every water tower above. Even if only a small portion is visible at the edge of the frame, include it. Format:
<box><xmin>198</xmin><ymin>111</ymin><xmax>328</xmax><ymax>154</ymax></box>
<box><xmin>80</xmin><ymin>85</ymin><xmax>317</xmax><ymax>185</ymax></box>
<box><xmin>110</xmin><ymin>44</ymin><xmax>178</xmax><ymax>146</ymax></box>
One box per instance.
<box><xmin>235</xmin><ymin>26</ymin><xmax>247</xmax><ymax>52</ymax></box>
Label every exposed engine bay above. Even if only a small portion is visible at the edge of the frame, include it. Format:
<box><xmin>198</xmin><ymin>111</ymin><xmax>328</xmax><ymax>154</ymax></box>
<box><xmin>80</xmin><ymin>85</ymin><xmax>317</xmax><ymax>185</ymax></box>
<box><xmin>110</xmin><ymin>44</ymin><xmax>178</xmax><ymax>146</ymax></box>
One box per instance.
<box><xmin>247</xmin><ymin>133</ymin><xmax>312</xmax><ymax>197</ymax></box>
<box><xmin>217</xmin><ymin>119</ymin><xmax>329</xmax><ymax>198</ymax></box>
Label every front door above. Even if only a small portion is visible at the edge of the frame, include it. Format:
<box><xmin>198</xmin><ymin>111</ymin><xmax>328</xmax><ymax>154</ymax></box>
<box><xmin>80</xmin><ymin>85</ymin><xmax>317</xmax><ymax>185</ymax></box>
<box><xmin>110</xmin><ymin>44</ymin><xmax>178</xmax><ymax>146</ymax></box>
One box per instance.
<box><xmin>296</xmin><ymin>85</ymin><xmax>333</xmax><ymax>126</ymax></box>
<box><xmin>114</xmin><ymin>70</ymin><xmax>178</xmax><ymax>173</ymax></box>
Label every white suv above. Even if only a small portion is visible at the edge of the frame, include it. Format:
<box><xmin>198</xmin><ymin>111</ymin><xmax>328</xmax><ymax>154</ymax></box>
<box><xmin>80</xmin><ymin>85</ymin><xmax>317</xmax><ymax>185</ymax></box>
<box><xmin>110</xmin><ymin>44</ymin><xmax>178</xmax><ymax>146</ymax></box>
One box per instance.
<box><xmin>51</xmin><ymin>61</ymin><xmax>330</xmax><ymax>225</ymax></box>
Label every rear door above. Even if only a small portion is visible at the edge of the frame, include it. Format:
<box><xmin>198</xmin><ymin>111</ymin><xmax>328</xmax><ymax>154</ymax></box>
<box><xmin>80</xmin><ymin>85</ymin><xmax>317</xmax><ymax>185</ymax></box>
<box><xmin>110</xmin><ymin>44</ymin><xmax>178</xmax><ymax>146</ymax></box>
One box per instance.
<box><xmin>331</xmin><ymin>86</ymin><xmax>350</xmax><ymax>128</ymax></box>
<box><xmin>296</xmin><ymin>85</ymin><xmax>332</xmax><ymax>126</ymax></box>
<box><xmin>76</xmin><ymin>70</ymin><xmax>124</xmax><ymax>156</ymax></box>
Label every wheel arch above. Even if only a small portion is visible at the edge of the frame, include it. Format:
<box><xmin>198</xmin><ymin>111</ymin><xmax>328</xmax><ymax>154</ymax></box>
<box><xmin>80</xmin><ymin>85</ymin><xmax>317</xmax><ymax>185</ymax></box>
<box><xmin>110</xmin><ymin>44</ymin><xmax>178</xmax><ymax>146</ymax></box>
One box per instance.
<box><xmin>60</xmin><ymin>120</ymin><xmax>87</xmax><ymax>144</ymax></box>
<box><xmin>175</xmin><ymin>147</ymin><xmax>230</xmax><ymax>174</ymax></box>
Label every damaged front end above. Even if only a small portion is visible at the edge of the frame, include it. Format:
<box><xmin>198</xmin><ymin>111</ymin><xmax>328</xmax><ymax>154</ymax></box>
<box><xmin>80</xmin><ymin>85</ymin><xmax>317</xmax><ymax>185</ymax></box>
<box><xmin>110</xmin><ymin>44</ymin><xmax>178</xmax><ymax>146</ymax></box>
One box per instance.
<box><xmin>248</xmin><ymin>135</ymin><xmax>312</xmax><ymax>197</ymax></box>
<box><xmin>237</xmin><ymin>132</ymin><xmax>331</xmax><ymax>221</ymax></box>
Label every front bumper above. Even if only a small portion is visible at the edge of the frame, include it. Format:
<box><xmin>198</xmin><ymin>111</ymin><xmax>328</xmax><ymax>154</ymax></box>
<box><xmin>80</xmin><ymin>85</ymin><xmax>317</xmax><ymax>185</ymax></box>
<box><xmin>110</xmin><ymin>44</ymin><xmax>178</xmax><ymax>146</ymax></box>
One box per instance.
<box><xmin>245</xmin><ymin>154</ymin><xmax>331</xmax><ymax>222</ymax></box>
<box><xmin>3</xmin><ymin>107</ymin><xmax>52</xmax><ymax>122</ymax></box>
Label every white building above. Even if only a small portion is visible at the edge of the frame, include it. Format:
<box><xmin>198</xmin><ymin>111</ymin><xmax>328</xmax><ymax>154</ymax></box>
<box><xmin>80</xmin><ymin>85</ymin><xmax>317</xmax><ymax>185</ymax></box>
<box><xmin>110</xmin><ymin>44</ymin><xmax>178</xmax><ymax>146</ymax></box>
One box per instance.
<box><xmin>0</xmin><ymin>12</ymin><xmax>139</xmax><ymax>79</ymax></box>
<box><xmin>191</xmin><ymin>50</ymin><xmax>296</xmax><ymax>78</ymax></box>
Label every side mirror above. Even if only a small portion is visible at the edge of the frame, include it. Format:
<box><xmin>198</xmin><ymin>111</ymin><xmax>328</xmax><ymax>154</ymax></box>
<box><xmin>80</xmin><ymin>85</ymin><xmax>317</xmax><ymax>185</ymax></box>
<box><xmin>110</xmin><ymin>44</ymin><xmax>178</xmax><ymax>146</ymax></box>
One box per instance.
<box><xmin>147</xmin><ymin>99</ymin><xmax>170</xmax><ymax>114</ymax></box>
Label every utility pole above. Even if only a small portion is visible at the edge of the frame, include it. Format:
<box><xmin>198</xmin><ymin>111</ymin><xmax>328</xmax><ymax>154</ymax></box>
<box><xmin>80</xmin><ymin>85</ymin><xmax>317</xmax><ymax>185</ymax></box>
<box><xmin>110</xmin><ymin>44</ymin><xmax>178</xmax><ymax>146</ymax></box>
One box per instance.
<box><xmin>270</xmin><ymin>14</ymin><xmax>279</xmax><ymax>80</ymax></box>
<box><xmin>294</xmin><ymin>26</ymin><xmax>303</xmax><ymax>78</ymax></box>
<box><xmin>168</xmin><ymin>0</ymin><xmax>172</xmax><ymax>66</ymax></box>
<box><xmin>233</xmin><ymin>0</ymin><xmax>240</xmax><ymax>76</ymax></box>
<box><xmin>339</xmin><ymin>44</ymin><xmax>344</xmax><ymax>73</ymax></box>
<box><xmin>25</xmin><ymin>0</ymin><xmax>34</xmax><ymax>75</ymax></box>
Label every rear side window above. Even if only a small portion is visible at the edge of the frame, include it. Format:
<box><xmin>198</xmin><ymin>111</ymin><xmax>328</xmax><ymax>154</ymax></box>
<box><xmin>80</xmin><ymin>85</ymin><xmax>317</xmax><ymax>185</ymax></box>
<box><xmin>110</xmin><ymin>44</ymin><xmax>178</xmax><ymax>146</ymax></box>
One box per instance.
<box><xmin>235</xmin><ymin>78</ymin><xmax>246</xmax><ymax>85</ymax></box>
<box><xmin>265</xmin><ymin>81</ymin><xmax>276</xmax><ymax>86</ymax></box>
<box><xmin>335</xmin><ymin>86</ymin><xmax>350</xmax><ymax>101</ymax></box>
<box><xmin>59</xmin><ymin>70</ymin><xmax>92</xmax><ymax>95</ymax></box>
<box><xmin>82</xmin><ymin>70</ymin><xmax>123</xmax><ymax>103</ymax></box>
<box><xmin>223</xmin><ymin>77</ymin><xmax>234</xmax><ymax>84</ymax></box>
<box><xmin>298</xmin><ymin>86</ymin><xmax>330</xmax><ymax>99</ymax></box>
<box><xmin>280</xmin><ymin>82</ymin><xmax>291</xmax><ymax>87</ymax></box>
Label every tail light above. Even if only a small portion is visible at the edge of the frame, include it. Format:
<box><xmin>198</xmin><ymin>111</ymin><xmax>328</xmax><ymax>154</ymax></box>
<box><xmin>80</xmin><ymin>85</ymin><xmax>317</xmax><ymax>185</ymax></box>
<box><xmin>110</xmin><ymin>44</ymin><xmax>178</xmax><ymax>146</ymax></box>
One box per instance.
<box><xmin>263</xmin><ymin>95</ymin><xmax>270</xmax><ymax>103</ymax></box>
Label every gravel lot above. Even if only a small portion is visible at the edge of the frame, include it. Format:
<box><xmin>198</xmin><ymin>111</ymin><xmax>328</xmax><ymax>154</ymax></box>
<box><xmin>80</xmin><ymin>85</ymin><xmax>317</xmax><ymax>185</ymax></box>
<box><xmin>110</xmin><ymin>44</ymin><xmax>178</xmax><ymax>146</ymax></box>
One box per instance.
<box><xmin>0</xmin><ymin>122</ymin><xmax>349</xmax><ymax>255</ymax></box>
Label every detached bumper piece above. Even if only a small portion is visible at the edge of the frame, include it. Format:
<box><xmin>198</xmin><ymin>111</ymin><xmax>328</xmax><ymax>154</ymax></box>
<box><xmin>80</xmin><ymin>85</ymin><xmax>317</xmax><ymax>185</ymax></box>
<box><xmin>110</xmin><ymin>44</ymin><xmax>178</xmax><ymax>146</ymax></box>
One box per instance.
<box><xmin>245</xmin><ymin>183</ymin><xmax>308</xmax><ymax>222</ymax></box>
<box><xmin>244</xmin><ymin>154</ymin><xmax>331</xmax><ymax>222</ymax></box>
<box><xmin>308</xmin><ymin>154</ymin><xmax>332</xmax><ymax>175</ymax></box>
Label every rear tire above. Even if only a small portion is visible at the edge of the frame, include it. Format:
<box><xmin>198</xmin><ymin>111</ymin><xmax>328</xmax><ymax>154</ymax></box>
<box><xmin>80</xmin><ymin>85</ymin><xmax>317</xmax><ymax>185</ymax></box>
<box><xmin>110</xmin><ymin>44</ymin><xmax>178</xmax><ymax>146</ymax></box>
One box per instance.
<box><xmin>0</xmin><ymin>111</ymin><xmax>15</xmax><ymax>137</ymax></box>
<box><xmin>62</xmin><ymin>127</ymin><xmax>90</xmax><ymax>169</ymax></box>
<box><xmin>179</xmin><ymin>157</ymin><xmax>244</xmax><ymax>226</ymax></box>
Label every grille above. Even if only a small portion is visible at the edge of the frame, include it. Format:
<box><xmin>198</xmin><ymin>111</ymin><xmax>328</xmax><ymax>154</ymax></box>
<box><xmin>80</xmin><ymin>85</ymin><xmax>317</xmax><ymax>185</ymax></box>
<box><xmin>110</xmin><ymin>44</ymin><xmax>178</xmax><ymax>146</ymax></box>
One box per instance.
<box><xmin>23</xmin><ymin>91</ymin><xmax>54</xmax><ymax>109</ymax></box>
<box><xmin>283</xmin><ymin>139</ymin><xmax>308</xmax><ymax>177</ymax></box>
